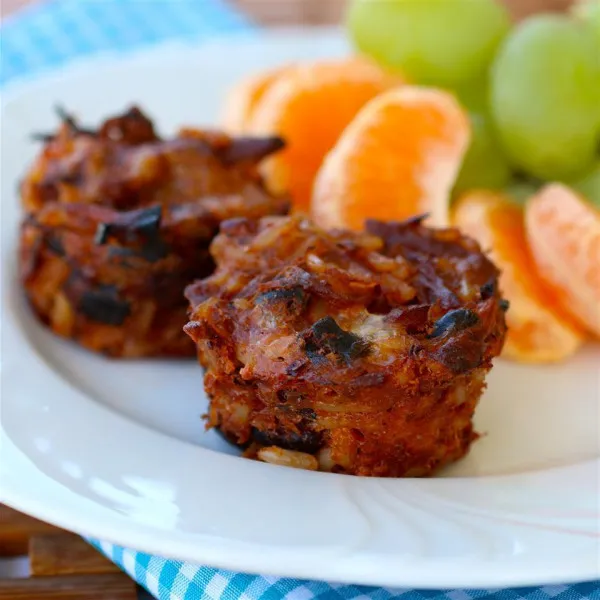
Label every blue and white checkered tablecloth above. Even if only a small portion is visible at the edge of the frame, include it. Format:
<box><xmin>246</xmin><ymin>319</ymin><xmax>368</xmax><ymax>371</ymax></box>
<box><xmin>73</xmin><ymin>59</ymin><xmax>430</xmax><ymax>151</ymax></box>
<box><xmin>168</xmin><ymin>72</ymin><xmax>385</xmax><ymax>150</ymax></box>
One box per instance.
<box><xmin>1</xmin><ymin>2</ymin><xmax>599</xmax><ymax>599</ymax></box>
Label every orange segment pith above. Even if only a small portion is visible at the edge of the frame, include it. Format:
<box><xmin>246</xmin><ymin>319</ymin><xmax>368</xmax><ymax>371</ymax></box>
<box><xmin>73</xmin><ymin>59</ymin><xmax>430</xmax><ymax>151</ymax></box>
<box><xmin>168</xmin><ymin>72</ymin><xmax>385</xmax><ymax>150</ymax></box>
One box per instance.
<box><xmin>525</xmin><ymin>183</ymin><xmax>600</xmax><ymax>338</ymax></box>
<box><xmin>248</xmin><ymin>58</ymin><xmax>403</xmax><ymax>212</ymax></box>
<box><xmin>221</xmin><ymin>66</ymin><xmax>291</xmax><ymax>135</ymax></box>
<box><xmin>311</xmin><ymin>86</ymin><xmax>470</xmax><ymax>231</ymax></box>
<box><xmin>453</xmin><ymin>191</ymin><xmax>584</xmax><ymax>363</ymax></box>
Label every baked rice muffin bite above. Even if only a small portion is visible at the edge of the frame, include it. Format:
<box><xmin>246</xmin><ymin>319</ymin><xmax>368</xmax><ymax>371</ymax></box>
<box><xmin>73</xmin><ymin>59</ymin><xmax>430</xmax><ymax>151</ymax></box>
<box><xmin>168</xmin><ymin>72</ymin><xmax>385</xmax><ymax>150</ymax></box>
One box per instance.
<box><xmin>185</xmin><ymin>214</ymin><xmax>508</xmax><ymax>476</ymax></box>
<box><xmin>19</xmin><ymin>106</ymin><xmax>288</xmax><ymax>357</ymax></box>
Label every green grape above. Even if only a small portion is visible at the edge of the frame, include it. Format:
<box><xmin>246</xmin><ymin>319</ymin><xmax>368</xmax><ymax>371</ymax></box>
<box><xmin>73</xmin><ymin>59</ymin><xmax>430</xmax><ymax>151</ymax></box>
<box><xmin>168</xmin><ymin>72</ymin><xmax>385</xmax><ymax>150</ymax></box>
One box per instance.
<box><xmin>573</xmin><ymin>0</ymin><xmax>600</xmax><ymax>127</ymax></box>
<box><xmin>490</xmin><ymin>15</ymin><xmax>600</xmax><ymax>180</ymax></box>
<box><xmin>568</xmin><ymin>161</ymin><xmax>600</xmax><ymax>208</ymax></box>
<box><xmin>573</xmin><ymin>0</ymin><xmax>600</xmax><ymax>45</ymax></box>
<box><xmin>454</xmin><ymin>112</ymin><xmax>512</xmax><ymax>196</ymax></box>
<box><xmin>452</xmin><ymin>74</ymin><xmax>489</xmax><ymax>113</ymax></box>
<box><xmin>347</xmin><ymin>0</ymin><xmax>511</xmax><ymax>86</ymax></box>
<box><xmin>504</xmin><ymin>180</ymin><xmax>540</xmax><ymax>206</ymax></box>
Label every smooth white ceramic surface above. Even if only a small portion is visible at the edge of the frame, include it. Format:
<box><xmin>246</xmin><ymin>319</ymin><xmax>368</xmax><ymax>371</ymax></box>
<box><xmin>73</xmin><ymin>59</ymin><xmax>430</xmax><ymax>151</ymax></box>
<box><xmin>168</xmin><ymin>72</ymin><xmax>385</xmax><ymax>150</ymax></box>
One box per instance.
<box><xmin>1</xmin><ymin>29</ymin><xmax>599</xmax><ymax>589</ymax></box>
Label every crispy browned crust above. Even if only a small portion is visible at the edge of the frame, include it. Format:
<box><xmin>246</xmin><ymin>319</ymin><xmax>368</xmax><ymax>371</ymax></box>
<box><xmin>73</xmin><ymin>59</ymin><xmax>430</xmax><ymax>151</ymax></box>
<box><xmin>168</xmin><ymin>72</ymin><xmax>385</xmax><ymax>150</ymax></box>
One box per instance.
<box><xmin>22</xmin><ymin>106</ymin><xmax>287</xmax><ymax>213</ymax></box>
<box><xmin>185</xmin><ymin>215</ymin><xmax>508</xmax><ymax>477</ymax></box>
<box><xmin>19</xmin><ymin>107</ymin><xmax>288</xmax><ymax>357</ymax></box>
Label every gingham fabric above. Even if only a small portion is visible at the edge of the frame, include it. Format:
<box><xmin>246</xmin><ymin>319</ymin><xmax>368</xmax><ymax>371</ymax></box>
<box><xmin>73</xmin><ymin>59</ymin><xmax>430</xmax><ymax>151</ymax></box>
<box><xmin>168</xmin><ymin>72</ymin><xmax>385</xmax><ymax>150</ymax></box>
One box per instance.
<box><xmin>1</xmin><ymin>0</ymin><xmax>251</xmax><ymax>87</ymax></box>
<box><xmin>85</xmin><ymin>539</ymin><xmax>600</xmax><ymax>600</ymax></box>
<box><xmin>2</xmin><ymin>1</ymin><xmax>599</xmax><ymax>599</ymax></box>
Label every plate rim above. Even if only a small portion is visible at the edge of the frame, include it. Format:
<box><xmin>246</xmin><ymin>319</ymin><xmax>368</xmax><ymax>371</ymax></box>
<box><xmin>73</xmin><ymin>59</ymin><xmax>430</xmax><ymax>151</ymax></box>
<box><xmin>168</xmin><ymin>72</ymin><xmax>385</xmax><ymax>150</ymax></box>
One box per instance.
<box><xmin>0</xmin><ymin>25</ymin><xmax>341</xmax><ymax>99</ymax></box>
<box><xmin>2</xmin><ymin>476</ymin><xmax>599</xmax><ymax>590</ymax></box>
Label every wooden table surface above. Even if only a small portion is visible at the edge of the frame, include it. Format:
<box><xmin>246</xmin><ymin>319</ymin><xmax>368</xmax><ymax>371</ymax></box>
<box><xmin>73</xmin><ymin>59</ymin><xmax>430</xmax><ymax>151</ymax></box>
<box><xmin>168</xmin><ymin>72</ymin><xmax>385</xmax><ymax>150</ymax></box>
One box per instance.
<box><xmin>0</xmin><ymin>505</ymin><xmax>153</xmax><ymax>599</ymax></box>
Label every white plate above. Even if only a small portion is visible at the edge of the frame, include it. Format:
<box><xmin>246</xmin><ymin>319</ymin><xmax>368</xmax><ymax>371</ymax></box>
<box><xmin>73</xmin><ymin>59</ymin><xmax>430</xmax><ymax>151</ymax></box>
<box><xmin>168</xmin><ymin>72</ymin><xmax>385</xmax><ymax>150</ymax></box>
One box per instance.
<box><xmin>1</xmin><ymin>28</ymin><xmax>599</xmax><ymax>590</ymax></box>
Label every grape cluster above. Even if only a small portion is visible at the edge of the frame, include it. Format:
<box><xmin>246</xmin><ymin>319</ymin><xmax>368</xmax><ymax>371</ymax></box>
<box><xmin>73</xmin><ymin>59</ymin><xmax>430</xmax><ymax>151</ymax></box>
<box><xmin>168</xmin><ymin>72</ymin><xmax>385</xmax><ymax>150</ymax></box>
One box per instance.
<box><xmin>348</xmin><ymin>0</ymin><xmax>600</xmax><ymax>207</ymax></box>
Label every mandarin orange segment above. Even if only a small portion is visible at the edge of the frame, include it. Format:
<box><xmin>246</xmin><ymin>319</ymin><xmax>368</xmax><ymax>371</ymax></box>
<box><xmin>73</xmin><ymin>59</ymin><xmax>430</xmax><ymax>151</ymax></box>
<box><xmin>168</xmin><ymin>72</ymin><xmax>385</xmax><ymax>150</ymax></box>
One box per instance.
<box><xmin>453</xmin><ymin>190</ymin><xmax>584</xmax><ymax>363</ymax></box>
<box><xmin>525</xmin><ymin>183</ymin><xmax>600</xmax><ymax>338</ymax></box>
<box><xmin>248</xmin><ymin>57</ymin><xmax>403</xmax><ymax>212</ymax></box>
<box><xmin>311</xmin><ymin>86</ymin><xmax>470</xmax><ymax>231</ymax></box>
<box><xmin>221</xmin><ymin>66</ymin><xmax>292</xmax><ymax>135</ymax></box>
